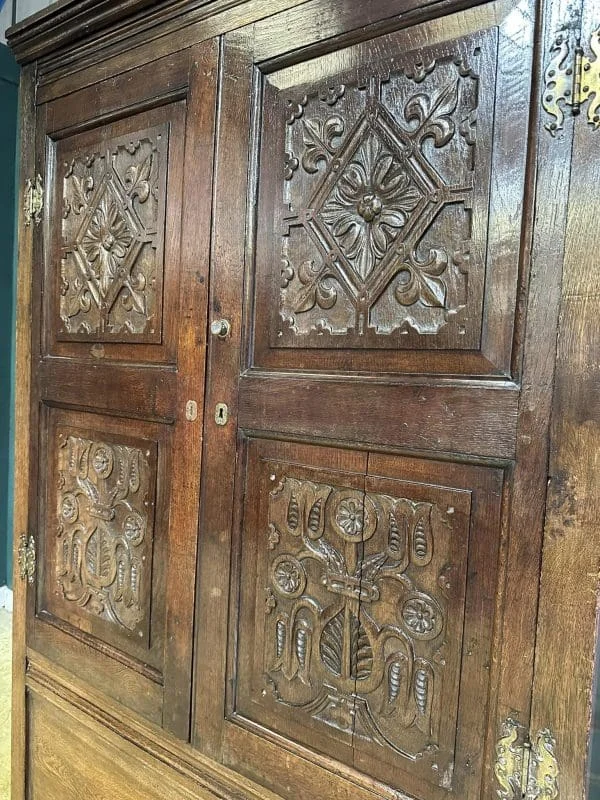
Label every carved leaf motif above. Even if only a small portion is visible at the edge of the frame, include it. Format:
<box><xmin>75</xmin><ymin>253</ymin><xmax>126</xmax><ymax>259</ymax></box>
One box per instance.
<box><xmin>320</xmin><ymin>610</ymin><xmax>345</xmax><ymax>676</ymax></box>
<box><xmin>301</xmin><ymin>115</ymin><xmax>345</xmax><ymax>173</ymax></box>
<box><xmin>124</xmin><ymin>153</ymin><xmax>153</xmax><ymax>202</ymax></box>
<box><xmin>296</xmin><ymin>626</ymin><xmax>308</xmax><ymax>668</ymax></box>
<box><xmin>67</xmin><ymin>174</ymin><xmax>94</xmax><ymax>215</ymax></box>
<box><xmin>357</xmin><ymin>551</ymin><xmax>388</xmax><ymax>583</ymax></box>
<box><xmin>287</xmin><ymin>493</ymin><xmax>299</xmax><ymax>530</ymax></box>
<box><xmin>276</xmin><ymin>619</ymin><xmax>286</xmax><ymax>657</ymax></box>
<box><xmin>319</xmin><ymin>610</ymin><xmax>374</xmax><ymax>680</ymax></box>
<box><xmin>394</xmin><ymin>248</ymin><xmax>449</xmax><ymax>309</ymax></box>
<box><xmin>285</xmin><ymin>260</ymin><xmax>337</xmax><ymax>314</ymax></box>
<box><xmin>387</xmin><ymin>661</ymin><xmax>403</xmax><ymax>703</ymax></box>
<box><xmin>388</xmin><ymin>509</ymin><xmax>406</xmax><ymax>560</ymax></box>
<box><xmin>410</xmin><ymin>503</ymin><xmax>434</xmax><ymax>566</ymax></box>
<box><xmin>414</xmin><ymin>668</ymin><xmax>429</xmax><ymax>715</ymax></box>
<box><xmin>305</xmin><ymin>534</ymin><xmax>346</xmax><ymax>575</ymax></box>
<box><xmin>307</xmin><ymin>498</ymin><xmax>323</xmax><ymax>536</ymax></box>
<box><xmin>352</xmin><ymin>617</ymin><xmax>374</xmax><ymax>681</ymax></box>
<box><xmin>404</xmin><ymin>79</ymin><xmax>459</xmax><ymax>146</ymax></box>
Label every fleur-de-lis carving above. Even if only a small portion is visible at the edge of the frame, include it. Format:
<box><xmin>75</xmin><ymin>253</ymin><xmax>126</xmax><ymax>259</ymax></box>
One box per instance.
<box><xmin>404</xmin><ymin>79</ymin><xmax>459</xmax><ymax>146</ymax></box>
<box><xmin>301</xmin><ymin>115</ymin><xmax>345</xmax><ymax>173</ymax></box>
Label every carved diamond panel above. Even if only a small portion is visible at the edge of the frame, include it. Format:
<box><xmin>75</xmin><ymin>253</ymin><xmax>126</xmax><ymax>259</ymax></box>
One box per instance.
<box><xmin>55</xmin><ymin>430</ymin><xmax>156</xmax><ymax>638</ymax></box>
<box><xmin>59</xmin><ymin>124</ymin><xmax>168</xmax><ymax>340</ymax></box>
<box><xmin>254</xmin><ymin>28</ymin><xmax>499</xmax><ymax>358</ymax></box>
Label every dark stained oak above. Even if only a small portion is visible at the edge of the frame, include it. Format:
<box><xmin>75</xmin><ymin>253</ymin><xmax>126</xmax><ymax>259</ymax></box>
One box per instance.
<box><xmin>237</xmin><ymin>374</ymin><xmax>519</xmax><ymax>458</ymax></box>
<box><xmin>24</xmin><ymin>36</ymin><xmax>219</xmax><ymax>742</ymax></box>
<box><xmin>7</xmin><ymin>0</ymin><xmax>597</xmax><ymax>799</ymax></box>
<box><xmin>528</xmin><ymin>0</ymin><xmax>600</xmax><ymax>796</ymax></box>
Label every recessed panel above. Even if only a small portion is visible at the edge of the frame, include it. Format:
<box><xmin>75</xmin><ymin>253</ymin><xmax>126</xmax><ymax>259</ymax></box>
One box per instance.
<box><xmin>59</xmin><ymin>127</ymin><xmax>167</xmax><ymax>341</ymax></box>
<box><xmin>39</xmin><ymin>408</ymin><xmax>168</xmax><ymax>675</ymax></box>
<box><xmin>46</xmin><ymin>101</ymin><xmax>186</xmax><ymax>362</ymax></box>
<box><xmin>251</xmin><ymin>5</ymin><xmax>534</xmax><ymax>375</ymax></box>
<box><xmin>54</xmin><ymin>430</ymin><xmax>155</xmax><ymax>643</ymax></box>
<box><xmin>233</xmin><ymin>439</ymin><xmax>504</xmax><ymax>798</ymax></box>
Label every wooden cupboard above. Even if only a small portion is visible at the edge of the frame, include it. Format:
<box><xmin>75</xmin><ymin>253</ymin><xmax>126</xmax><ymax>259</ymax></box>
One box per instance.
<box><xmin>7</xmin><ymin>0</ymin><xmax>600</xmax><ymax>798</ymax></box>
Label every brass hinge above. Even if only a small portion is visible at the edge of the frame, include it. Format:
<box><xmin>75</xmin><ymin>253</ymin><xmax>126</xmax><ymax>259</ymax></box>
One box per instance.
<box><xmin>543</xmin><ymin>25</ymin><xmax>600</xmax><ymax>135</ymax></box>
<box><xmin>495</xmin><ymin>718</ymin><xmax>559</xmax><ymax>799</ymax></box>
<box><xmin>24</xmin><ymin>174</ymin><xmax>44</xmax><ymax>225</ymax></box>
<box><xmin>18</xmin><ymin>533</ymin><xmax>36</xmax><ymax>584</ymax></box>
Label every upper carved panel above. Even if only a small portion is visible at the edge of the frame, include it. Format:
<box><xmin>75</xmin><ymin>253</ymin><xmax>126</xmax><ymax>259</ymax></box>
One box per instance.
<box><xmin>256</xmin><ymin>29</ymin><xmax>497</xmax><ymax>354</ymax></box>
<box><xmin>261</xmin><ymin>473</ymin><xmax>468</xmax><ymax>773</ymax></box>
<box><xmin>59</xmin><ymin>123</ymin><xmax>168</xmax><ymax>341</ymax></box>
<box><xmin>55</xmin><ymin>431</ymin><xmax>155</xmax><ymax>638</ymax></box>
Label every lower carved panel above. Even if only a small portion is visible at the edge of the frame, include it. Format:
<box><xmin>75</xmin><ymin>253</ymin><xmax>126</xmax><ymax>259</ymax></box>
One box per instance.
<box><xmin>262</xmin><ymin>474</ymin><xmax>468</xmax><ymax>769</ymax></box>
<box><xmin>236</xmin><ymin>441</ymin><xmax>479</xmax><ymax>795</ymax></box>
<box><xmin>56</xmin><ymin>432</ymin><xmax>154</xmax><ymax>636</ymax></box>
<box><xmin>40</xmin><ymin>410</ymin><xmax>163</xmax><ymax>670</ymax></box>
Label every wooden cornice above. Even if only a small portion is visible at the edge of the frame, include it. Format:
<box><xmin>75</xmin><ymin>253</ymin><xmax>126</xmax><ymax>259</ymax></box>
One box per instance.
<box><xmin>5</xmin><ymin>0</ymin><xmax>246</xmax><ymax>65</ymax></box>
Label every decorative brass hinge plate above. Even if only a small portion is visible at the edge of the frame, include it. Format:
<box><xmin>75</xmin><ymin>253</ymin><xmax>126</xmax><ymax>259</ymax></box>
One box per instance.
<box><xmin>543</xmin><ymin>25</ymin><xmax>600</xmax><ymax>135</ymax></box>
<box><xmin>495</xmin><ymin>718</ymin><xmax>559</xmax><ymax>799</ymax></box>
<box><xmin>24</xmin><ymin>173</ymin><xmax>44</xmax><ymax>225</ymax></box>
<box><xmin>18</xmin><ymin>533</ymin><xmax>36</xmax><ymax>584</ymax></box>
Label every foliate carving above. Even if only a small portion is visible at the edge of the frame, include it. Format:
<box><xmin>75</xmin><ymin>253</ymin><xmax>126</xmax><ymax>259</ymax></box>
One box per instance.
<box><xmin>55</xmin><ymin>432</ymin><xmax>154</xmax><ymax>634</ymax></box>
<box><xmin>263</xmin><ymin>476</ymin><xmax>452</xmax><ymax>760</ymax></box>
<box><xmin>301</xmin><ymin>115</ymin><xmax>345</xmax><ymax>174</ymax></box>
<box><xmin>321</xmin><ymin>136</ymin><xmax>422</xmax><ymax>280</ymax></box>
<box><xmin>278</xmin><ymin>39</ymin><xmax>484</xmax><ymax>341</ymax></box>
<box><xmin>59</xmin><ymin>125</ymin><xmax>168</xmax><ymax>339</ymax></box>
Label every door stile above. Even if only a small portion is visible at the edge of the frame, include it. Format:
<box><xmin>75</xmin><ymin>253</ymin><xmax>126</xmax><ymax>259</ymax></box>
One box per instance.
<box><xmin>162</xmin><ymin>38</ymin><xmax>220</xmax><ymax>739</ymax></box>
<box><xmin>529</xmin><ymin>0</ymin><xmax>600</xmax><ymax>793</ymax></box>
<box><xmin>192</xmin><ymin>27</ymin><xmax>255</xmax><ymax>758</ymax></box>
<box><xmin>484</xmin><ymin>0</ymin><xmax>578</xmax><ymax>790</ymax></box>
<box><xmin>11</xmin><ymin>62</ymin><xmax>38</xmax><ymax>800</ymax></box>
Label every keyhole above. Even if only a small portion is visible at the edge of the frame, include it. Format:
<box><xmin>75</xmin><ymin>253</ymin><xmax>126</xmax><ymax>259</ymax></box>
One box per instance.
<box><xmin>215</xmin><ymin>403</ymin><xmax>229</xmax><ymax>426</ymax></box>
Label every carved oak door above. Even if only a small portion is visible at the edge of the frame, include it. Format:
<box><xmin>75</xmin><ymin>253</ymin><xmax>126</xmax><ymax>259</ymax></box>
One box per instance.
<box><xmin>194</xmin><ymin>1</ymin><xmax>548</xmax><ymax>799</ymax></box>
<box><xmin>27</xmin><ymin>42</ymin><xmax>218</xmax><ymax>738</ymax></box>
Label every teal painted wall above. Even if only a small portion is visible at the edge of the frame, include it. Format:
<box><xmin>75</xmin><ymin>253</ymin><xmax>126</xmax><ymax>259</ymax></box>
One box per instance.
<box><xmin>0</xmin><ymin>43</ymin><xmax>19</xmax><ymax>588</ymax></box>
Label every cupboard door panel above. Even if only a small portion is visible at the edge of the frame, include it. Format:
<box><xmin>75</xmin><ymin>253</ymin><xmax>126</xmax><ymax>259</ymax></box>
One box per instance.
<box><xmin>231</xmin><ymin>438</ymin><xmax>504</xmax><ymax>798</ymax></box>
<box><xmin>28</xmin><ymin>39</ymin><xmax>220</xmax><ymax>739</ymax></box>
<box><xmin>39</xmin><ymin>408</ymin><xmax>167</xmax><ymax>672</ymax></box>
<box><xmin>250</xmin><ymin>0</ymin><xmax>532</xmax><ymax>375</ymax></box>
<box><xmin>45</xmin><ymin>101</ymin><xmax>186</xmax><ymax>363</ymax></box>
<box><xmin>357</xmin><ymin>457</ymin><xmax>504</xmax><ymax>797</ymax></box>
